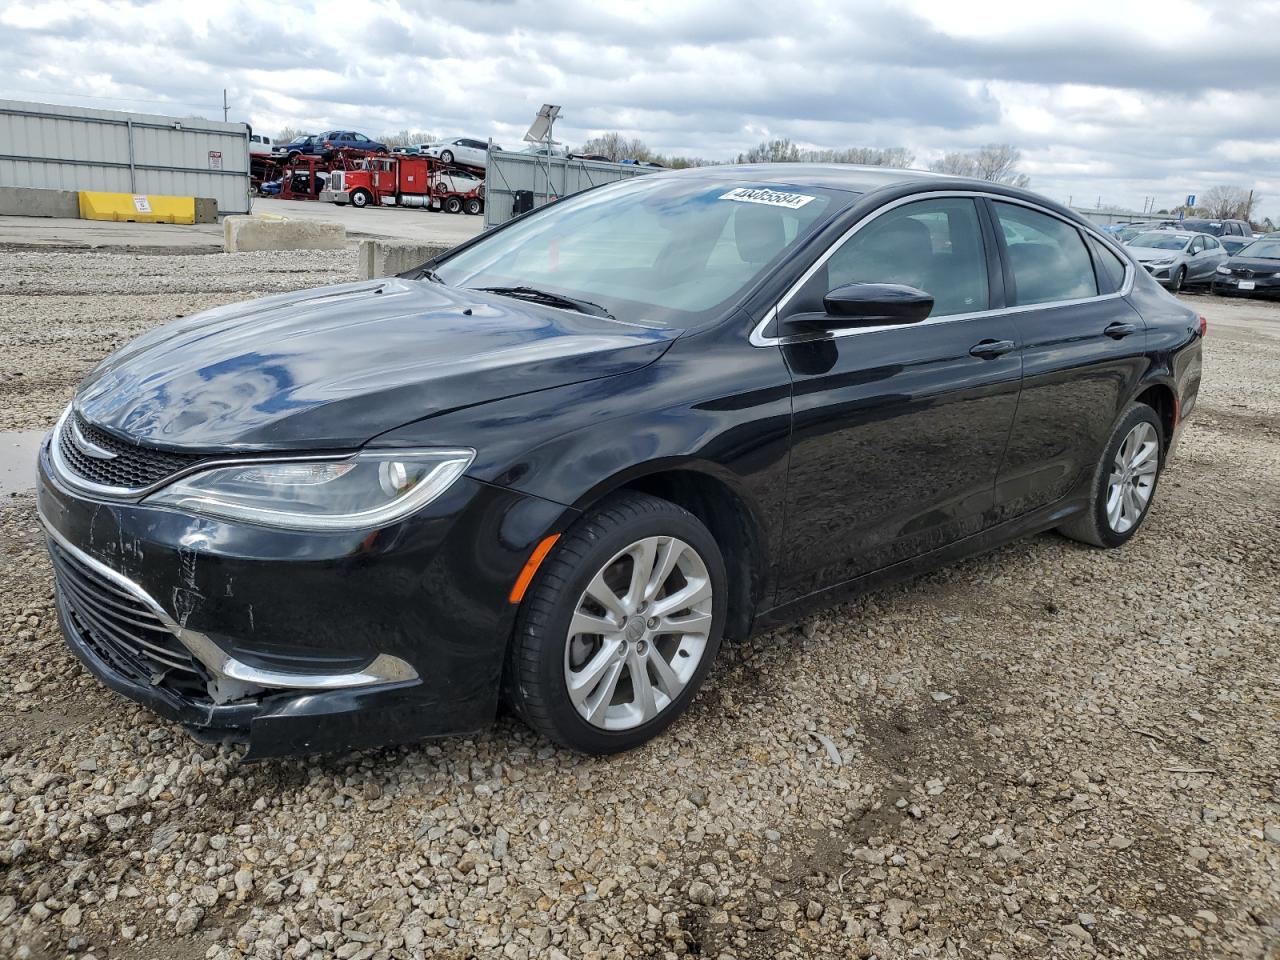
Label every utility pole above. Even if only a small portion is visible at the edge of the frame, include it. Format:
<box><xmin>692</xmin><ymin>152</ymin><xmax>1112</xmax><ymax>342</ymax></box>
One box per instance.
<box><xmin>222</xmin><ymin>89</ymin><xmax>229</xmax><ymax>123</ymax></box>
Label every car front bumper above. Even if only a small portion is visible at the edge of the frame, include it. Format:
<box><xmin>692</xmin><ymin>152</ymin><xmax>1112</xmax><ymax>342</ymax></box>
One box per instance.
<box><xmin>37</xmin><ymin>438</ymin><xmax>571</xmax><ymax>758</ymax></box>
<box><xmin>318</xmin><ymin>190</ymin><xmax>349</xmax><ymax>204</ymax></box>
<box><xmin>1212</xmin><ymin>275</ymin><xmax>1280</xmax><ymax>297</ymax></box>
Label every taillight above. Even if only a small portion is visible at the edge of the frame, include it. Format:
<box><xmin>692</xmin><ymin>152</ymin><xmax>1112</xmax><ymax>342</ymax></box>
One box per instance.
<box><xmin>1198</xmin><ymin>315</ymin><xmax>1207</xmax><ymax>338</ymax></box>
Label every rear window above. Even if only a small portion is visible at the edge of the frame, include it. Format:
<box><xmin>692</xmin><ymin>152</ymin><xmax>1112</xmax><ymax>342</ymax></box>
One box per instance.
<box><xmin>993</xmin><ymin>202</ymin><xmax>1099</xmax><ymax>306</ymax></box>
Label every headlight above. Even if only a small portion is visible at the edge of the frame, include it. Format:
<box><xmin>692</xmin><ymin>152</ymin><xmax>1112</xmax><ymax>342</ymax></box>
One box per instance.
<box><xmin>1148</xmin><ymin>258</ymin><xmax>1175</xmax><ymax>267</ymax></box>
<box><xmin>145</xmin><ymin>449</ymin><xmax>474</xmax><ymax>530</ymax></box>
<box><xmin>1216</xmin><ymin>264</ymin><xmax>1232</xmax><ymax>274</ymax></box>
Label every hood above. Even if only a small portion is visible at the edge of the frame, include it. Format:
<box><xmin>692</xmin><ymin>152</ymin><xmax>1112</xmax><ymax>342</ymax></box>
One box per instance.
<box><xmin>75</xmin><ymin>278</ymin><xmax>677</xmax><ymax>452</ymax></box>
<box><xmin>1223</xmin><ymin>256</ymin><xmax>1280</xmax><ymax>273</ymax></box>
<box><xmin>1128</xmin><ymin>245</ymin><xmax>1187</xmax><ymax>262</ymax></box>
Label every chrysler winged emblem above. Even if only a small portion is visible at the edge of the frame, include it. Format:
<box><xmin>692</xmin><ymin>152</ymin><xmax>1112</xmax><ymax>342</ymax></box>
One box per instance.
<box><xmin>70</xmin><ymin>418</ymin><xmax>118</xmax><ymax>460</ymax></box>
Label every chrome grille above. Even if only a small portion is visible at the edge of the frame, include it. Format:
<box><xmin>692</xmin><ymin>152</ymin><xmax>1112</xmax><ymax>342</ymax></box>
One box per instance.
<box><xmin>49</xmin><ymin>540</ymin><xmax>210</xmax><ymax>699</ymax></box>
<box><xmin>56</xmin><ymin>411</ymin><xmax>204</xmax><ymax>491</ymax></box>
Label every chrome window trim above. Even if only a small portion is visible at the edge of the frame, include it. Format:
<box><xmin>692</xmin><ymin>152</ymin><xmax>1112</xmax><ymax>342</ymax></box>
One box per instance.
<box><xmin>49</xmin><ymin>405</ymin><xmax>350</xmax><ymax>502</ymax></box>
<box><xmin>749</xmin><ymin>190</ymin><xmax>1135</xmax><ymax>347</ymax></box>
<box><xmin>41</xmin><ymin>514</ymin><xmax>418</xmax><ymax>693</ymax></box>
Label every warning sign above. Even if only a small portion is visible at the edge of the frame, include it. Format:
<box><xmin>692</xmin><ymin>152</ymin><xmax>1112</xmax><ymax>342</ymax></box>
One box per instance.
<box><xmin>208</xmin><ymin>150</ymin><xmax>223</xmax><ymax>170</ymax></box>
<box><xmin>132</xmin><ymin>196</ymin><xmax>152</xmax><ymax>213</ymax></box>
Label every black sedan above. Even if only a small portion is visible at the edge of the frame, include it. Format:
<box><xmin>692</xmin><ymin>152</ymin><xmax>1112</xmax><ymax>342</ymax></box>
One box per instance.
<box><xmin>1212</xmin><ymin>237</ymin><xmax>1280</xmax><ymax>298</ymax></box>
<box><xmin>38</xmin><ymin>166</ymin><xmax>1204</xmax><ymax>757</ymax></box>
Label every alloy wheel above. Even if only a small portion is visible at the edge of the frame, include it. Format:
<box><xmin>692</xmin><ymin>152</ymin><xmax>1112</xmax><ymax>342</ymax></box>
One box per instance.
<box><xmin>563</xmin><ymin>536</ymin><xmax>713</xmax><ymax>730</ymax></box>
<box><xmin>1105</xmin><ymin>421</ymin><xmax>1159</xmax><ymax>533</ymax></box>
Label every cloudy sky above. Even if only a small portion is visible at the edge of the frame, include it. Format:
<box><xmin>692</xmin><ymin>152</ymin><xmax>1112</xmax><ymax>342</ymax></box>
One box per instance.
<box><xmin>3</xmin><ymin>0</ymin><xmax>1279</xmax><ymax>218</ymax></box>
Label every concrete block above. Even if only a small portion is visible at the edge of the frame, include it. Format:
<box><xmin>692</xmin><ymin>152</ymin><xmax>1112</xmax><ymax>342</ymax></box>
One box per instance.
<box><xmin>79</xmin><ymin>191</ymin><xmax>196</xmax><ymax>224</ymax></box>
<box><xmin>223</xmin><ymin>216</ymin><xmax>346</xmax><ymax>253</ymax></box>
<box><xmin>358</xmin><ymin>239</ymin><xmax>452</xmax><ymax>280</ymax></box>
<box><xmin>0</xmin><ymin>186</ymin><xmax>80</xmax><ymax>218</ymax></box>
<box><xmin>194</xmin><ymin>198</ymin><xmax>218</xmax><ymax>224</ymax></box>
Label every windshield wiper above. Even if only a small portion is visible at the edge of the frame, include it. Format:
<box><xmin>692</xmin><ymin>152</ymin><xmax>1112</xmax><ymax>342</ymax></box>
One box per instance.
<box><xmin>473</xmin><ymin>285</ymin><xmax>614</xmax><ymax>319</ymax></box>
<box><xmin>411</xmin><ymin>266</ymin><xmax>444</xmax><ymax>282</ymax></box>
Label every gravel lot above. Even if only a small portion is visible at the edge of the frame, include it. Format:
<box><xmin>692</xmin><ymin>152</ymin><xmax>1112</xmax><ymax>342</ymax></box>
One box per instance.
<box><xmin>1</xmin><ymin>249</ymin><xmax>1277</xmax><ymax>960</ymax></box>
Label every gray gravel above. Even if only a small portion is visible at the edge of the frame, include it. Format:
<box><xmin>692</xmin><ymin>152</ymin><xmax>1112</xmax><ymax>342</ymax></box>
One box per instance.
<box><xmin>1</xmin><ymin>249</ymin><xmax>1277</xmax><ymax>959</ymax></box>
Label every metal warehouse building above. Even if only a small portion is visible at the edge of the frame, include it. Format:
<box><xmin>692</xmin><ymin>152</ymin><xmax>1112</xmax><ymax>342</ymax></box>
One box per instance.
<box><xmin>0</xmin><ymin>99</ymin><xmax>252</xmax><ymax>214</ymax></box>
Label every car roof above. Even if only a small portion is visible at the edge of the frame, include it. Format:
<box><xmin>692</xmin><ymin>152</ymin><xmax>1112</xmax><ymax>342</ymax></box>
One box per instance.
<box><xmin>650</xmin><ymin>163</ymin><xmax>1103</xmax><ymax>226</ymax></box>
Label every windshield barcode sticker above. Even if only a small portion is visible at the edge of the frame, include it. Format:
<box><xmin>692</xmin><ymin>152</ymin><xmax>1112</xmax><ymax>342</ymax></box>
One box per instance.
<box><xmin>719</xmin><ymin>187</ymin><xmax>816</xmax><ymax>209</ymax></box>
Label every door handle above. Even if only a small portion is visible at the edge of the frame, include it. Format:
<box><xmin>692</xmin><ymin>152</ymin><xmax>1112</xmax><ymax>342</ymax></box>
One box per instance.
<box><xmin>1104</xmin><ymin>322</ymin><xmax>1139</xmax><ymax>339</ymax></box>
<box><xmin>969</xmin><ymin>339</ymin><xmax>1015</xmax><ymax>359</ymax></box>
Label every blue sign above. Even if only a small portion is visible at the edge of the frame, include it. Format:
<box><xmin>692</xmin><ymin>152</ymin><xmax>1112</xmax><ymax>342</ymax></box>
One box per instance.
<box><xmin>1186</xmin><ymin>194</ymin><xmax>1196</xmax><ymax>207</ymax></box>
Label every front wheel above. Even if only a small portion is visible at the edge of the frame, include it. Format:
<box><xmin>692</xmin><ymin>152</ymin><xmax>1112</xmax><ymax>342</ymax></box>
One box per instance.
<box><xmin>1058</xmin><ymin>403</ymin><xmax>1164</xmax><ymax>548</ymax></box>
<box><xmin>351</xmin><ymin>189</ymin><xmax>372</xmax><ymax>209</ymax></box>
<box><xmin>506</xmin><ymin>493</ymin><xmax>727</xmax><ymax>754</ymax></box>
<box><xmin>1170</xmin><ymin>266</ymin><xmax>1186</xmax><ymax>293</ymax></box>
<box><xmin>440</xmin><ymin>149</ymin><xmax>454</xmax><ymax>164</ymax></box>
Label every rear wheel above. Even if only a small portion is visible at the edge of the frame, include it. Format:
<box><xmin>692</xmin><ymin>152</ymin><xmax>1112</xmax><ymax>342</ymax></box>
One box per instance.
<box><xmin>463</xmin><ymin>197</ymin><xmax>482</xmax><ymax>215</ymax></box>
<box><xmin>1058</xmin><ymin>403</ymin><xmax>1164</xmax><ymax>548</ymax></box>
<box><xmin>444</xmin><ymin>196</ymin><xmax>462</xmax><ymax>214</ymax></box>
<box><xmin>506</xmin><ymin>493</ymin><xmax>726</xmax><ymax>754</ymax></box>
<box><xmin>351</xmin><ymin>189</ymin><xmax>372</xmax><ymax>209</ymax></box>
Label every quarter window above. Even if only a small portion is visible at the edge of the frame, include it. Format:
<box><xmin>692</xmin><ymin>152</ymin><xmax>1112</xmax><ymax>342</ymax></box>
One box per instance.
<box><xmin>1089</xmin><ymin>238</ymin><xmax>1128</xmax><ymax>293</ymax></box>
<box><xmin>812</xmin><ymin>198</ymin><xmax>990</xmax><ymax>318</ymax></box>
<box><xmin>993</xmin><ymin>202</ymin><xmax>1098</xmax><ymax>306</ymax></box>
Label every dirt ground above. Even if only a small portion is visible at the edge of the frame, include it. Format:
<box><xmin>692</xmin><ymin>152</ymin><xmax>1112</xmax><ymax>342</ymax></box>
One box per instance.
<box><xmin>0</xmin><ymin>249</ymin><xmax>1277</xmax><ymax>960</ymax></box>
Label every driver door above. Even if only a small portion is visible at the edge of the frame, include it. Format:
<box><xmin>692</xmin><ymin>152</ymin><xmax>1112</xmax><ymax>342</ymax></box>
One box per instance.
<box><xmin>775</xmin><ymin>196</ymin><xmax>1023</xmax><ymax>603</ymax></box>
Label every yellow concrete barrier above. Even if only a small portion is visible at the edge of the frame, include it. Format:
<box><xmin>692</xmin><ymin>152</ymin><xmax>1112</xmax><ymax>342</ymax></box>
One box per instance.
<box><xmin>78</xmin><ymin>192</ymin><xmax>196</xmax><ymax>224</ymax></box>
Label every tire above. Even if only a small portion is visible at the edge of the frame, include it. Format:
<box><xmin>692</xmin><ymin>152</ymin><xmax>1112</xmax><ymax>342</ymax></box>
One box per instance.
<box><xmin>1058</xmin><ymin>402</ymin><xmax>1164</xmax><ymax>548</ymax></box>
<box><xmin>463</xmin><ymin>197</ymin><xmax>482</xmax><ymax>215</ymax></box>
<box><xmin>444</xmin><ymin>196</ymin><xmax>462</xmax><ymax>214</ymax></box>
<box><xmin>1170</xmin><ymin>266</ymin><xmax>1186</xmax><ymax>294</ymax></box>
<box><xmin>351</xmin><ymin>190</ymin><xmax>372</xmax><ymax>209</ymax></box>
<box><xmin>440</xmin><ymin>149</ymin><xmax>454</xmax><ymax>164</ymax></box>
<box><xmin>506</xmin><ymin>492</ymin><xmax>727</xmax><ymax>754</ymax></box>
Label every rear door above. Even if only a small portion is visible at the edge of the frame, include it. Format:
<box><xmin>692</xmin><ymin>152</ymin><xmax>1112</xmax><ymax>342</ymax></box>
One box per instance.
<box><xmin>986</xmin><ymin>199</ymin><xmax>1148</xmax><ymax>520</ymax></box>
<box><xmin>775</xmin><ymin>195</ymin><xmax>1023</xmax><ymax>603</ymax></box>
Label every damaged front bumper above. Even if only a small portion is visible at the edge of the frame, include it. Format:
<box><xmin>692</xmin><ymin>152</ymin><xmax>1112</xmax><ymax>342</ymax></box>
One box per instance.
<box><xmin>36</xmin><ymin>437</ymin><xmax>570</xmax><ymax>758</ymax></box>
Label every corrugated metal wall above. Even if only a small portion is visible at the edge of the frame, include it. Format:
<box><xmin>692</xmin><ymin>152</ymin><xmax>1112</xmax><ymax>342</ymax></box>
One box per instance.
<box><xmin>0</xmin><ymin>99</ymin><xmax>252</xmax><ymax>214</ymax></box>
<box><xmin>484</xmin><ymin>152</ymin><xmax>654</xmax><ymax>228</ymax></box>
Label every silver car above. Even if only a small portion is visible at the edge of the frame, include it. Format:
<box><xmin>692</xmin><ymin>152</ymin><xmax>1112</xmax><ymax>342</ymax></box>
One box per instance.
<box><xmin>1125</xmin><ymin>230</ymin><xmax>1227</xmax><ymax>292</ymax></box>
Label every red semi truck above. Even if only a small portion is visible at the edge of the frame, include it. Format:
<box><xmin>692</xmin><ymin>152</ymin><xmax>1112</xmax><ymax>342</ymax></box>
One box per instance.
<box><xmin>320</xmin><ymin>156</ymin><xmax>484</xmax><ymax>214</ymax></box>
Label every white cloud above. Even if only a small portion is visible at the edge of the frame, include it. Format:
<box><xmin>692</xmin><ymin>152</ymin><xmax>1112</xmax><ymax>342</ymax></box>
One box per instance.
<box><xmin>1</xmin><ymin>0</ymin><xmax>1279</xmax><ymax>218</ymax></box>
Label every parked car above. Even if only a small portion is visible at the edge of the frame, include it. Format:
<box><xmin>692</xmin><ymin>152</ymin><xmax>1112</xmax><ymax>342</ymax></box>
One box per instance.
<box><xmin>272</xmin><ymin>135</ymin><xmax>318</xmax><ymax>161</ymax></box>
<box><xmin>1220</xmin><ymin>236</ymin><xmax>1255</xmax><ymax>256</ymax></box>
<box><xmin>38</xmin><ymin>165</ymin><xmax>1202</xmax><ymax>758</ymax></box>
<box><xmin>1125</xmin><ymin>230</ymin><xmax>1227</xmax><ymax>291</ymax></box>
<box><xmin>1211</xmin><ymin>236</ymin><xmax>1280</xmax><ymax>298</ymax></box>
<box><xmin>249</xmin><ymin>134</ymin><xmax>273</xmax><ymax>156</ymax></box>
<box><xmin>1177</xmin><ymin>217</ymin><xmax>1252</xmax><ymax>239</ymax></box>
<box><xmin>318</xmin><ymin>131</ymin><xmax>388</xmax><ymax>156</ymax></box>
<box><xmin>571</xmin><ymin>153</ymin><xmax>614</xmax><ymax>163</ymax></box>
<box><xmin>422</xmin><ymin>137</ymin><xmax>497</xmax><ymax>167</ymax></box>
<box><xmin>432</xmin><ymin>168</ymin><xmax>485</xmax><ymax>215</ymax></box>
<box><xmin>391</xmin><ymin>146</ymin><xmax>421</xmax><ymax>156</ymax></box>
<box><xmin>521</xmin><ymin>144</ymin><xmax>569</xmax><ymax>158</ymax></box>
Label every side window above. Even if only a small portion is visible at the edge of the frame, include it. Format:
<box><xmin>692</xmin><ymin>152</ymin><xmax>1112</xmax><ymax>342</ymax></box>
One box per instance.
<box><xmin>813</xmin><ymin>198</ymin><xmax>989</xmax><ymax>318</ymax></box>
<box><xmin>1189</xmin><ymin>236</ymin><xmax>1205</xmax><ymax>255</ymax></box>
<box><xmin>993</xmin><ymin>202</ymin><xmax>1098</xmax><ymax>306</ymax></box>
<box><xmin>1205</xmin><ymin>237</ymin><xmax>1220</xmax><ymax>250</ymax></box>
<box><xmin>1089</xmin><ymin>237</ymin><xmax>1128</xmax><ymax>293</ymax></box>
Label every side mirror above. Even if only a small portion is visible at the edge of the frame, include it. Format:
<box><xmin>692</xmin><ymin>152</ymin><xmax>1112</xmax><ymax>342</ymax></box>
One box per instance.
<box><xmin>788</xmin><ymin>282</ymin><xmax>934</xmax><ymax>331</ymax></box>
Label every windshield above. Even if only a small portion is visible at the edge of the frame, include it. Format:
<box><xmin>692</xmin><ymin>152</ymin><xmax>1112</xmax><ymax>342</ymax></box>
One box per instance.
<box><xmin>434</xmin><ymin>177</ymin><xmax>843</xmax><ymax>327</ymax></box>
<box><xmin>1237</xmin><ymin>239</ymin><xmax>1280</xmax><ymax>260</ymax></box>
<box><xmin>1179</xmin><ymin>219</ymin><xmax>1225</xmax><ymax>236</ymax></box>
<box><xmin>1131</xmin><ymin>232</ymin><xmax>1191</xmax><ymax>251</ymax></box>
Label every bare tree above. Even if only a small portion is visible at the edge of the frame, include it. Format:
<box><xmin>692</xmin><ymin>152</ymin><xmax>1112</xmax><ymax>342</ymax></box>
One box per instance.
<box><xmin>379</xmin><ymin>129</ymin><xmax>439</xmax><ymax>149</ymax></box>
<box><xmin>577</xmin><ymin>132</ymin><xmax>653</xmax><ymax>162</ymax></box>
<box><xmin>736</xmin><ymin>138</ymin><xmax>803</xmax><ymax>164</ymax></box>
<box><xmin>929</xmin><ymin>144</ymin><xmax>1030</xmax><ymax>187</ymax></box>
<box><xmin>1199</xmin><ymin>185</ymin><xmax>1259</xmax><ymax>221</ymax></box>
<box><xmin>797</xmin><ymin>146</ymin><xmax>915</xmax><ymax>167</ymax></box>
<box><xmin>275</xmin><ymin>125</ymin><xmax>311</xmax><ymax>142</ymax></box>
